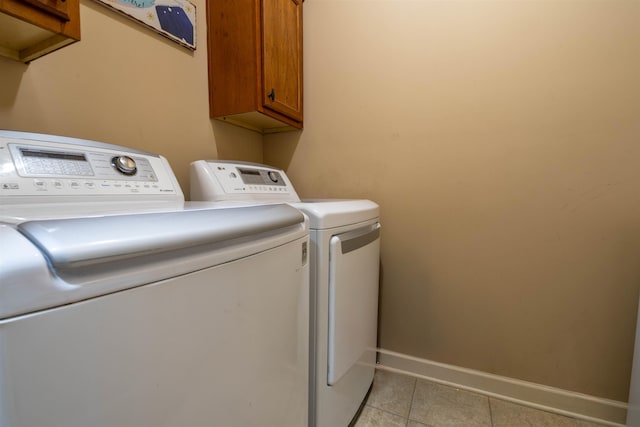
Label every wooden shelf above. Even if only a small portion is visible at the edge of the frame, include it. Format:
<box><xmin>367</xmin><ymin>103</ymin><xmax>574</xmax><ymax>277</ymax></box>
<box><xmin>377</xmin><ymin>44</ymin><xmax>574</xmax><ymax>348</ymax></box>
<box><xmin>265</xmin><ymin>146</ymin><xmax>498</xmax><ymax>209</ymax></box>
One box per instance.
<box><xmin>0</xmin><ymin>0</ymin><xmax>80</xmax><ymax>63</ymax></box>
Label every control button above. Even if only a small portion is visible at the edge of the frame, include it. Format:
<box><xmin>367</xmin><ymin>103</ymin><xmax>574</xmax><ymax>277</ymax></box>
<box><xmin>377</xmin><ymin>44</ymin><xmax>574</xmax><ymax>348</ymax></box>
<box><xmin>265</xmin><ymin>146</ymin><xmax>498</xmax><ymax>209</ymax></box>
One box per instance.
<box><xmin>70</xmin><ymin>181</ymin><xmax>81</xmax><ymax>189</ymax></box>
<box><xmin>230</xmin><ymin>172</ymin><xmax>237</xmax><ymax>178</ymax></box>
<box><xmin>33</xmin><ymin>180</ymin><xmax>47</xmax><ymax>190</ymax></box>
<box><xmin>52</xmin><ymin>180</ymin><xmax>64</xmax><ymax>189</ymax></box>
<box><xmin>111</xmin><ymin>156</ymin><xmax>137</xmax><ymax>176</ymax></box>
<box><xmin>85</xmin><ymin>182</ymin><xmax>95</xmax><ymax>189</ymax></box>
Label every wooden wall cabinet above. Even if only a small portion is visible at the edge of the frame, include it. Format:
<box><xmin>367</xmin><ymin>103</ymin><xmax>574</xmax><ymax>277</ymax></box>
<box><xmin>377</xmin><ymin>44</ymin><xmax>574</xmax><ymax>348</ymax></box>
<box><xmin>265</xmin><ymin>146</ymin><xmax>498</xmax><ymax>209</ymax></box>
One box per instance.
<box><xmin>0</xmin><ymin>0</ymin><xmax>80</xmax><ymax>62</ymax></box>
<box><xmin>207</xmin><ymin>0</ymin><xmax>303</xmax><ymax>134</ymax></box>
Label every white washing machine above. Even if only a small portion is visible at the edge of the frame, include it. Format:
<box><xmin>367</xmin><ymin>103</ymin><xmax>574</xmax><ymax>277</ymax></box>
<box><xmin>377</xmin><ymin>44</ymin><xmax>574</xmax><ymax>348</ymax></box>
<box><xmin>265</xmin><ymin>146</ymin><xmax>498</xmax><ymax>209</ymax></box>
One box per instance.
<box><xmin>0</xmin><ymin>131</ymin><xmax>309</xmax><ymax>427</ymax></box>
<box><xmin>191</xmin><ymin>160</ymin><xmax>381</xmax><ymax>427</ymax></box>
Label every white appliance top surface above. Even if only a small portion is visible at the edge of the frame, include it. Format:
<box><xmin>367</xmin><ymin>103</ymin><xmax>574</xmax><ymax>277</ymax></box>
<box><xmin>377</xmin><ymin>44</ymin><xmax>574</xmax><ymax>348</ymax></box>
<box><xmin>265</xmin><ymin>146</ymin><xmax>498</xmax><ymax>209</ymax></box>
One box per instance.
<box><xmin>293</xmin><ymin>199</ymin><xmax>379</xmax><ymax>229</ymax></box>
<box><xmin>0</xmin><ymin>200</ymin><xmax>268</xmax><ymax>223</ymax></box>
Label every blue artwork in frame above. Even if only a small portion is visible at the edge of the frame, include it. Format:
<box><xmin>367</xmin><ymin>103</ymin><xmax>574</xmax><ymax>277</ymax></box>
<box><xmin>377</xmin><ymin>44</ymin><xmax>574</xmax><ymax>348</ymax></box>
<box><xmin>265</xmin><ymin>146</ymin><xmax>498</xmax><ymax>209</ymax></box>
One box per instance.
<box><xmin>94</xmin><ymin>0</ymin><xmax>196</xmax><ymax>50</ymax></box>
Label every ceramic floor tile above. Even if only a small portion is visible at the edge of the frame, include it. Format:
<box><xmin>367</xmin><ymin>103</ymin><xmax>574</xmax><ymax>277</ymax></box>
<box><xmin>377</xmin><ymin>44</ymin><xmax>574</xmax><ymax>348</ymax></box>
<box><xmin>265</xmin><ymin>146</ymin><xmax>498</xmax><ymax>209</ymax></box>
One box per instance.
<box><xmin>490</xmin><ymin>398</ymin><xmax>578</xmax><ymax>427</ymax></box>
<box><xmin>353</xmin><ymin>406</ymin><xmax>408</xmax><ymax>427</ymax></box>
<box><xmin>365</xmin><ymin>369</ymin><xmax>417</xmax><ymax>418</ymax></box>
<box><xmin>409</xmin><ymin>380</ymin><xmax>491</xmax><ymax>427</ymax></box>
<box><xmin>359</xmin><ymin>370</ymin><xmax>609</xmax><ymax>427</ymax></box>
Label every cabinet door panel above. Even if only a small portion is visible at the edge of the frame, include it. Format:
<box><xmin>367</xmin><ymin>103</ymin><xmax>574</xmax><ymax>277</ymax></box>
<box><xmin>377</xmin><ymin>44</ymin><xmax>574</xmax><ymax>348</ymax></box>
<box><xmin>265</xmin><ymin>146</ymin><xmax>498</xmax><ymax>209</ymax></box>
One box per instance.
<box><xmin>262</xmin><ymin>0</ymin><xmax>302</xmax><ymax>122</ymax></box>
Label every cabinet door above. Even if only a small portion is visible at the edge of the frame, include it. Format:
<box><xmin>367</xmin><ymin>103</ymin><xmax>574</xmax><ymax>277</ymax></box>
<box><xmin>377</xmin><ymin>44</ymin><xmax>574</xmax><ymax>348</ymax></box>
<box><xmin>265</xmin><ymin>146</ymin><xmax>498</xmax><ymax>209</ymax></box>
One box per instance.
<box><xmin>262</xmin><ymin>0</ymin><xmax>302</xmax><ymax>122</ymax></box>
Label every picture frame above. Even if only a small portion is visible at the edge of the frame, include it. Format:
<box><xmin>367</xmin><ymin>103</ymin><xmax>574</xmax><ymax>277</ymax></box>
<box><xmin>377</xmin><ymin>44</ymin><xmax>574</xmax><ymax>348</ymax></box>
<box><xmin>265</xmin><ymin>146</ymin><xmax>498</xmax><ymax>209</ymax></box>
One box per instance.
<box><xmin>93</xmin><ymin>0</ymin><xmax>196</xmax><ymax>50</ymax></box>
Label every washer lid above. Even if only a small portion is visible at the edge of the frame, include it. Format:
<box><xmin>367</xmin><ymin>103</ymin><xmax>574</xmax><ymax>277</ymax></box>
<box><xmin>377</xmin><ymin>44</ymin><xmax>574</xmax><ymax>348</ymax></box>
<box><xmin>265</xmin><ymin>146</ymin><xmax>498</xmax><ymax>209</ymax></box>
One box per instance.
<box><xmin>291</xmin><ymin>199</ymin><xmax>379</xmax><ymax>229</ymax></box>
<box><xmin>18</xmin><ymin>204</ymin><xmax>304</xmax><ymax>270</ymax></box>
<box><xmin>1</xmin><ymin>204</ymin><xmax>306</xmax><ymax>320</ymax></box>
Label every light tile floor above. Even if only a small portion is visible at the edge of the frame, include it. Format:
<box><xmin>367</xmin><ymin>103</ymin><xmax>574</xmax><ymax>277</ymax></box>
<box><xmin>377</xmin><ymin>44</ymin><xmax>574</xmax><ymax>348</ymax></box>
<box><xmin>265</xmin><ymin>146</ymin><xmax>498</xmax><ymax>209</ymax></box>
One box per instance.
<box><xmin>353</xmin><ymin>369</ymin><xmax>609</xmax><ymax>427</ymax></box>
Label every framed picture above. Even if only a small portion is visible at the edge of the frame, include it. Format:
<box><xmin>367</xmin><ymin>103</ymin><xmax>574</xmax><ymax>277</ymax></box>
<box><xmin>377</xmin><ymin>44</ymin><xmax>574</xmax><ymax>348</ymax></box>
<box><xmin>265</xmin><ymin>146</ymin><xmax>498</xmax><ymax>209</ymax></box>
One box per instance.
<box><xmin>94</xmin><ymin>0</ymin><xmax>196</xmax><ymax>50</ymax></box>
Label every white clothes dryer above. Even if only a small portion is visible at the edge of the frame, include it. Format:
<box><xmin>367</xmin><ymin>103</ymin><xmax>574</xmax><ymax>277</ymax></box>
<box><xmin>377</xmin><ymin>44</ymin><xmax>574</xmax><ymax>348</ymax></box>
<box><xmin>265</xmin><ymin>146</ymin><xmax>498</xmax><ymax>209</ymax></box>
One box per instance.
<box><xmin>191</xmin><ymin>160</ymin><xmax>381</xmax><ymax>427</ymax></box>
<box><xmin>0</xmin><ymin>132</ymin><xmax>309</xmax><ymax>427</ymax></box>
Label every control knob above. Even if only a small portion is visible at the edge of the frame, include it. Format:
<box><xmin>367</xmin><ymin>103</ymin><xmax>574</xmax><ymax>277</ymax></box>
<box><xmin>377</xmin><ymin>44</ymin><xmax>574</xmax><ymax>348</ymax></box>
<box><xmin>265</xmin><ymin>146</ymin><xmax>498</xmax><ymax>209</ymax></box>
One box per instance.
<box><xmin>112</xmin><ymin>156</ymin><xmax>137</xmax><ymax>176</ymax></box>
<box><xmin>267</xmin><ymin>171</ymin><xmax>280</xmax><ymax>183</ymax></box>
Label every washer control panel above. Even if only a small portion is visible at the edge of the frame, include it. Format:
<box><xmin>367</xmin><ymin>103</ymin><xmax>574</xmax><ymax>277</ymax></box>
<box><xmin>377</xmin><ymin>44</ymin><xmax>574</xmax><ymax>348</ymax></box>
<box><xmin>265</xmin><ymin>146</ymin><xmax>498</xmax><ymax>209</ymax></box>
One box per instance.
<box><xmin>0</xmin><ymin>131</ymin><xmax>182</xmax><ymax>201</ymax></box>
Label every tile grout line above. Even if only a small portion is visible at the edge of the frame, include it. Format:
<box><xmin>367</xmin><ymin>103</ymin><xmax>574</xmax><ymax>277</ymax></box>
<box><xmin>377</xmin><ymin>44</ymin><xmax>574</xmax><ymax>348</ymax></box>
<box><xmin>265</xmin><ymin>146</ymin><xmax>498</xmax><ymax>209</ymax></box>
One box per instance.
<box><xmin>488</xmin><ymin>396</ymin><xmax>495</xmax><ymax>427</ymax></box>
<box><xmin>406</xmin><ymin>376</ymin><xmax>419</xmax><ymax>426</ymax></box>
<box><xmin>362</xmin><ymin>404</ymin><xmax>417</xmax><ymax>426</ymax></box>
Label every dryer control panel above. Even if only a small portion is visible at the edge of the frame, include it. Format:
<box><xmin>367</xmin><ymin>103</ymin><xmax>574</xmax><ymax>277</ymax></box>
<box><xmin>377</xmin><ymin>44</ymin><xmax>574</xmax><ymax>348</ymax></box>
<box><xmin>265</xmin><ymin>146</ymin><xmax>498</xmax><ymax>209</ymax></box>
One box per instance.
<box><xmin>0</xmin><ymin>131</ymin><xmax>183</xmax><ymax>203</ymax></box>
<box><xmin>190</xmin><ymin>160</ymin><xmax>300</xmax><ymax>202</ymax></box>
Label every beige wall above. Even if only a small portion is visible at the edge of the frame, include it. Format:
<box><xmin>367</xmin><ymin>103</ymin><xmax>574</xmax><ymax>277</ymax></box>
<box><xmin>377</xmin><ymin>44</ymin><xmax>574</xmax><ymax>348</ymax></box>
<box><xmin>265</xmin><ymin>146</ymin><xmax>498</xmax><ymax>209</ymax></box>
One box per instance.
<box><xmin>0</xmin><ymin>0</ymin><xmax>262</xmax><ymax>194</ymax></box>
<box><xmin>265</xmin><ymin>0</ymin><xmax>640</xmax><ymax>401</ymax></box>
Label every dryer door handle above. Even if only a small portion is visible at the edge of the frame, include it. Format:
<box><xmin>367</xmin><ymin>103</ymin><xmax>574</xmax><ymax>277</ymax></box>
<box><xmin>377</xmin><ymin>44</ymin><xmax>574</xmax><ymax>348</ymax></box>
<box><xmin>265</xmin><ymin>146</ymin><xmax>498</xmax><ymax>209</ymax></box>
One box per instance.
<box><xmin>335</xmin><ymin>223</ymin><xmax>380</xmax><ymax>254</ymax></box>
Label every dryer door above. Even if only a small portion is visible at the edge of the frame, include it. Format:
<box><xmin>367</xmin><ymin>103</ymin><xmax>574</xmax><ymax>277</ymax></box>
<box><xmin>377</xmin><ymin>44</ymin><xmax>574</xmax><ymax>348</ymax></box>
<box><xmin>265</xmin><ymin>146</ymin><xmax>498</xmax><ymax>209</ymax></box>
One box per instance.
<box><xmin>327</xmin><ymin>222</ymin><xmax>380</xmax><ymax>386</ymax></box>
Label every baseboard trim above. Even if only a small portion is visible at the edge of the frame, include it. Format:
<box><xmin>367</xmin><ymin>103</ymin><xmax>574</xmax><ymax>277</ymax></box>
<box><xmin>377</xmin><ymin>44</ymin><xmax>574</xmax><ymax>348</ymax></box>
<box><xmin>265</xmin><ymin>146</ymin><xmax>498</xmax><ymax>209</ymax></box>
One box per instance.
<box><xmin>377</xmin><ymin>349</ymin><xmax>627</xmax><ymax>427</ymax></box>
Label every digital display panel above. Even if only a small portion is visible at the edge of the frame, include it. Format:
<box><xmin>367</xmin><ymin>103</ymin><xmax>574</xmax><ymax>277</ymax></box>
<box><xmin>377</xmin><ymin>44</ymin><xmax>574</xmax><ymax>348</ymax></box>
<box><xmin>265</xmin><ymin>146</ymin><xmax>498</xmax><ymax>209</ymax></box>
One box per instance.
<box><xmin>239</xmin><ymin>168</ymin><xmax>261</xmax><ymax>176</ymax></box>
<box><xmin>20</xmin><ymin>148</ymin><xmax>87</xmax><ymax>162</ymax></box>
<box><xmin>238</xmin><ymin>168</ymin><xmax>266</xmax><ymax>185</ymax></box>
